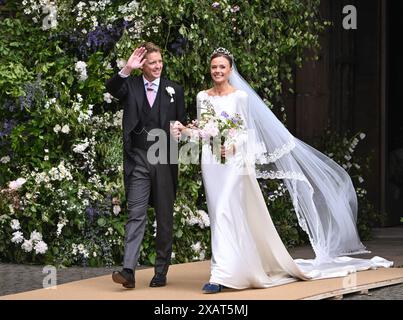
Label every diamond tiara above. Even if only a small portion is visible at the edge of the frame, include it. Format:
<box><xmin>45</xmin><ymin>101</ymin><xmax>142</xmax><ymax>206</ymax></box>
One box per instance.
<box><xmin>211</xmin><ymin>47</ymin><xmax>234</xmax><ymax>60</ymax></box>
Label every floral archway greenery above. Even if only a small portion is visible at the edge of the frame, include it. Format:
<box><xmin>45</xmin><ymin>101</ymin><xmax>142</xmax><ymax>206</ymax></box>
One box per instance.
<box><xmin>0</xmin><ymin>0</ymin><xmax>377</xmax><ymax>267</ymax></box>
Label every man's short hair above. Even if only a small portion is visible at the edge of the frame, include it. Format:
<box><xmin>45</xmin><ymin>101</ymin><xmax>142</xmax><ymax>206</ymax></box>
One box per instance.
<box><xmin>139</xmin><ymin>42</ymin><xmax>161</xmax><ymax>55</ymax></box>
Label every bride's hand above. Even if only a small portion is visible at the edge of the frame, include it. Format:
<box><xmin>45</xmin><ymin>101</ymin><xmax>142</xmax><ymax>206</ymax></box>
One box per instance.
<box><xmin>170</xmin><ymin>121</ymin><xmax>184</xmax><ymax>139</ymax></box>
<box><xmin>221</xmin><ymin>145</ymin><xmax>236</xmax><ymax>158</ymax></box>
<box><xmin>187</xmin><ymin>120</ymin><xmax>199</xmax><ymax>129</ymax></box>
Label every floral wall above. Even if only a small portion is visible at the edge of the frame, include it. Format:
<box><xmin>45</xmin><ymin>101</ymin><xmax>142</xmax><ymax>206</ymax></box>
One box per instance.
<box><xmin>0</xmin><ymin>0</ymin><xmax>376</xmax><ymax>267</ymax></box>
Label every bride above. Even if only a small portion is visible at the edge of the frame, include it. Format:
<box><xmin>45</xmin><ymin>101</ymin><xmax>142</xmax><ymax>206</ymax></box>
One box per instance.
<box><xmin>176</xmin><ymin>47</ymin><xmax>393</xmax><ymax>294</ymax></box>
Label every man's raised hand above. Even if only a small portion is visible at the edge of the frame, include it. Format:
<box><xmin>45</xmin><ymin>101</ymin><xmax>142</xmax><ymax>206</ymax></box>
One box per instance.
<box><xmin>121</xmin><ymin>47</ymin><xmax>147</xmax><ymax>75</ymax></box>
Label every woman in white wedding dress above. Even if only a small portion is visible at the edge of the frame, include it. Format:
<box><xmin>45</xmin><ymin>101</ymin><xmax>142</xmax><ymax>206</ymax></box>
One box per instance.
<box><xmin>177</xmin><ymin>48</ymin><xmax>393</xmax><ymax>293</ymax></box>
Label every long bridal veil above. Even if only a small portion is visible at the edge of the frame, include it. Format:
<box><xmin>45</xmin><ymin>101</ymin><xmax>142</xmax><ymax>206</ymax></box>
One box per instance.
<box><xmin>229</xmin><ymin>64</ymin><xmax>374</xmax><ymax>263</ymax></box>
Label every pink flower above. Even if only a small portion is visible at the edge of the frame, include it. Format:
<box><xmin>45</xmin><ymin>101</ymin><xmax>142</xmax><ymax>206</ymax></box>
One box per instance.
<box><xmin>203</xmin><ymin>121</ymin><xmax>219</xmax><ymax>137</ymax></box>
<box><xmin>8</xmin><ymin>178</ymin><xmax>27</xmax><ymax>190</ymax></box>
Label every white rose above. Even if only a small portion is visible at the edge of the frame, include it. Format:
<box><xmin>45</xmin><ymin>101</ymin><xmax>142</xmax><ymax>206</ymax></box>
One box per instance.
<box><xmin>61</xmin><ymin>125</ymin><xmax>70</xmax><ymax>134</ymax></box>
<box><xmin>103</xmin><ymin>92</ymin><xmax>112</xmax><ymax>103</ymax></box>
<box><xmin>11</xmin><ymin>231</ymin><xmax>24</xmax><ymax>244</ymax></box>
<box><xmin>30</xmin><ymin>230</ymin><xmax>43</xmax><ymax>242</ymax></box>
<box><xmin>34</xmin><ymin>240</ymin><xmax>48</xmax><ymax>254</ymax></box>
<box><xmin>0</xmin><ymin>156</ymin><xmax>10</xmax><ymax>164</ymax></box>
<box><xmin>10</xmin><ymin>219</ymin><xmax>21</xmax><ymax>230</ymax></box>
<box><xmin>53</xmin><ymin>124</ymin><xmax>61</xmax><ymax>133</ymax></box>
<box><xmin>22</xmin><ymin>240</ymin><xmax>33</xmax><ymax>252</ymax></box>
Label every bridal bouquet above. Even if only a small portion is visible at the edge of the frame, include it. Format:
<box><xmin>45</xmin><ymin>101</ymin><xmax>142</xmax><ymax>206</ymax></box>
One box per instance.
<box><xmin>191</xmin><ymin>99</ymin><xmax>244</xmax><ymax>163</ymax></box>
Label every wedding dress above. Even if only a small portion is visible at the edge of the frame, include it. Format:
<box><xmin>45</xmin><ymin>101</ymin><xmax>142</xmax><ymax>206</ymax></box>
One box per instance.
<box><xmin>197</xmin><ymin>89</ymin><xmax>393</xmax><ymax>289</ymax></box>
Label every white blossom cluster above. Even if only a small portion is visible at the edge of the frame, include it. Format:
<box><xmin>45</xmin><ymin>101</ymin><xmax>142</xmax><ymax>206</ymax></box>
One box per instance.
<box><xmin>118</xmin><ymin>0</ymin><xmax>140</xmax><ymax>22</ymax></box>
<box><xmin>53</xmin><ymin>124</ymin><xmax>70</xmax><ymax>134</ymax></box>
<box><xmin>76</xmin><ymin>184</ymin><xmax>103</xmax><ymax>204</ymax></box>
<box><xmin>267</xmin><ymin>182</ymin><xmax>287</xmax><ymax>202</ymax></box>
<box><xmin>103</xmin><ymin>92</ymin><xmax>113</xmax><ymax>104</ymax></box>
<box><xmin>90</xmin><ymin>109</ymin><xmax>122</xmax><ymax>131</ymax></box>
<box><xmin>73</xmin><ymin>135</ymin><xmax>97</xmax><ymax>174</ymax></box>
<box><xmin>128</xmin><ymin>19</ymin><xmax>146</xmax><ymax>40</ymax></box>
<box><xmin>56</xmin><ymin>216</ymin><xmax>69</xmax><ymax>237</ymax></box>
<box><xmin>185</xmin><ymin>209</ymin><xmax>210</xmax><ymax>229</ymax></box>
<box><xmin>43</xmin><ymin>97</ymin><xmax>57</xmax><ymax>110</ymax></box>
<box><xmin>191</xmin><ymin>241</ymin><xmax>206</xmax><ymax>261</ymax></box>
<box><xmin>72</xmin><ymin>0</ymin><xmax>116</xmax><ymax>32</ymax></box>
<box><xmin>75</xmin><ymin>61</ymin><xmax>88</xmax><ymax>81</ymax></box>
<box><xmin>10</xmin><ymin>220</ymin><xmax>48</xmax><ymax>254</ymax></box>
<box><xmin>0</xmin><ymin>156</ymin><xmax>10</xmax><ymax>164</ymax></box>
<box><xmin>72</xmin><ymin>138</ymin><xmax>90</xmax><ymax>154</ymax></box>
<box><xmin>355</xmin><ymin>187</ymin><xmax>368</xmax><ymax>198</ymax></box>
<box><xmin>29</xmin><ymin>161</ymin><xmax>73</xmax><ymax>187</ymax></box>
<box><xmin>71</xmin><ymin>243</ymin><xmax>90</xmax><ymax>258</ymax></box>
<box><xmin>72</xmin><ymin>94</ymin><xmax>93</xmax><ymax>124</ymax></box>
<box><xmin>22</xmin><ymin>0</ymin><xmax>58</xmax><ymax>29</ymax></box>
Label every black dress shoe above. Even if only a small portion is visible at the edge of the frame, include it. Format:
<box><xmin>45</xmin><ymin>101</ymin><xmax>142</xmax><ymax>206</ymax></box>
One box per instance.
<box><xmin>112</xmin><ymin>270</ymin><xmax>135</xmax><ymax>289</ymax></box>
<box><xmin>149</xmin><ymin>274</ymin><xmax>167</xmax><ymax>287</ymax></box>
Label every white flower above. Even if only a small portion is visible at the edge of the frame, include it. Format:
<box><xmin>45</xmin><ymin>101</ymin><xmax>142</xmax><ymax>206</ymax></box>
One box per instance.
<box><xmin>103</xmin><ymin>92</ymin><xmax>112</xmax><ymax>103</ymax></box>
<box><xmin>0</xmin><ymin>156</ymin><xmax>10</xmax><ymax>164</ymax></box>
<box><xmin>165</xmin><ymin>86</ymin><xmax>175</xmax><ymax>102</ymax></box>
<box><xmin>10</xmin><ymin>219</ymin><xmax>21</xmax><ymax>230</ymax></box>
<box><xmin>61</xmin><ymin>125</ymin><xmax>70</xmax><ymax>134</ymax></box>
<box><xmin>30</xmin><ymin>230</ymin><xmax>43</xmax><ymax>242</ymax></box>
<box><xmin>191</xmin><ymin>241</ymin><xmax>201</xmax><ymax>253</ymax></box>
<box><xmin>116</xmin><ymin>58</ymin><xmax>126</xmax><ymax>69</ymax></box>
<box><xmin>72</xmin><ymin>140</ymin><xmax>89</xmax><ymax>153</ymax></box>
<box><xmin>359</xmin><ymin>133</ymin><xmax>366</xmax><ymax>140</ymax></box>
<box><xmin>113</xmin><ymin>205</ymin><xmax>121</xmax><ymax>215</ymax></box>
<box><xmin>53</xmin><ymin>124</ymin><xmax>61</xmax><ymax>133</ymax></box>
<box><xmin>197</xmin><ymin>210</ymin><xmax>210</xmax><ymax>228</ymax></box>
<box><xmin>34</xmin><ymin>240</ymin><xmax>48</xmax><ymax>254</ymax></box>
<box><xmin>75</xmin><ymin>61</ymin><xmax>87</xmax><ymax>72</ymax></box>
<box><xmin>358</xmin><ymin>177</ymin><xmax>364</xmax><ymax>183</ymax></box>
<box><xmin>56</xmin><ymin>218</ymin><xmax>68</xmax><ymax>237</ymax></box>
<box><xmin>11</xmin><ymin>231</ymin><xmax>24</xmax><ymax>244</ymax></box>
<box><xmin>21</xmin><ymin>239</ymin><xmax>33</xmax><ymax>252</ymax></box>
<box><xmin>75</xmin><ymin>61</ymin><xmax>87</xmax><ymax>70</ymax></box>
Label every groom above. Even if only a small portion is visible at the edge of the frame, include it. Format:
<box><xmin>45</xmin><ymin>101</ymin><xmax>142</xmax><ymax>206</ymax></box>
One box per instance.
<box><xmin>106</xmin><ymin>42</ymin><xmax>185</xmax><ymax>288</ymax></box>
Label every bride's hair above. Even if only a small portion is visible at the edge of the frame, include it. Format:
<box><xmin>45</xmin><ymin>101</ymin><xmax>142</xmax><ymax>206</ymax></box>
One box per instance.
<box><xmin>210</xmin><ymin>47</ymin><xmax>233</xmax><ymax>67</ymax></box>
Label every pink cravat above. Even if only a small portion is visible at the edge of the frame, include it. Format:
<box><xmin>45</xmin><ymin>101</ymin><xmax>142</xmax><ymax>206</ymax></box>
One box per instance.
<box><xmin>146</xmin><ymin>82</ymin><xmax>155</xmax><ymax>107</ymax></box>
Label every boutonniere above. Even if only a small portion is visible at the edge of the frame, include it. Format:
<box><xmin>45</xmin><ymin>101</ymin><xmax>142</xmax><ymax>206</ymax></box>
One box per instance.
<box><xmin>165</xmin><ymin>86</ymin><xmax>175</xmax><ymax>102</ymax></box>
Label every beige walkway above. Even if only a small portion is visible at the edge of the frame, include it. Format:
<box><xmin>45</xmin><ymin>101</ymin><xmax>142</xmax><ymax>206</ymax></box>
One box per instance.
<box><xmin>2</xmin><ymin>260</ymin><xmax>403</xmax><ymax>300</ymax></box>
